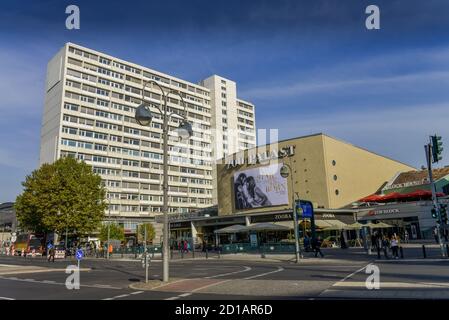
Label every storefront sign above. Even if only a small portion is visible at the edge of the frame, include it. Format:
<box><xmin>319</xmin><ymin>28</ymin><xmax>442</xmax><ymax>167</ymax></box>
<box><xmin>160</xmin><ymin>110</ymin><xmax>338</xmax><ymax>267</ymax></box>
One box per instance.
<box><xmin>251</xmin><ymin>213</ymin><xmax>293</xmax><ymax>223</ymax></box>
<box><xmin>226</xmin><ymin>145</ymin><xmax>295</xmax><ymax>169</ymax></box>
<box><xmin>170</xmin><ymin>221</ymin><xmax>191</xmax><ymax>229</ymax></box>
<box><xmin>368</xmin><ymin>208</ymin><xmax>400</xmax><ymax>216</ymax></box>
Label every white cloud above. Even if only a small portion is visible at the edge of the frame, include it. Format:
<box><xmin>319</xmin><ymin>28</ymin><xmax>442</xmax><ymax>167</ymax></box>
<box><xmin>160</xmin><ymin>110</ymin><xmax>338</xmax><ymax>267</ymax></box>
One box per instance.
<box><xmin>240</xmin><ymin>46</ymin><xmax>449</xmax><ymax>101</ymax></box>
<box><xmin>257</xmin><ymin>102</ymin><xmax>449</xmax><ymax>168</ymax></box>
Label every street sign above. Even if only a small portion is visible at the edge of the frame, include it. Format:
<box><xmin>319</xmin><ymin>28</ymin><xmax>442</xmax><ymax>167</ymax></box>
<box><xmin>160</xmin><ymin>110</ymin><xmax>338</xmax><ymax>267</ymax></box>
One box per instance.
<box><xmin>296</xmin><ymin>201</ymin><xmax>313</xmax><ymax>218</ymax></box>
<box><xmin>76</xmin><ymin>249</ymin><xmax>84</xmax><ymax>261</ymax></box>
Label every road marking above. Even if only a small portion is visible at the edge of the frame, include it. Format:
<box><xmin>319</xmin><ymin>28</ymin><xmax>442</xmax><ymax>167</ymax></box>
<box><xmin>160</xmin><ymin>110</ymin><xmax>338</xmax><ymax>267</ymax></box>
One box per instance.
<box><xmin>0</xmin><ymin>297</ymin><xmax>15</xmax><ymax>300</ymax></box>
<box><xmin>243</xmin><ymin>266</ymin><xmax>284</xmax><ymax>280</ymax></box>
<box><xmin>334</xmin><ymin>281</ymin><xmax>449</xmax><ymax>288</ymax></box>
<box><xmin>204</xmin><ymin>266</ymin><xmax>252</xmax><ymax>279</ymax></box>
<box><xmin>178</xmin><ymin>293</ymin><xmax>192</xmax><ymax>297</ymax></box>
<box><xmin>0</xmin><ymin>275</ymin><xmax>122</xmax><ymax>290</ymax></box>
<box><xmin>165</xmin><ymin>296</ymin><xmax>180</xmax><ymax>300</ymax></box>
<box><xmin>42</xmin><ymin>280</ymin><xmax>56</xmax><ymax>284</ymax></box>
<box><xmin>130</xmin><ymin>291</ymin><xmax>144</xmax><ymax>295</ymax></box>
<box><xmin>335</xmin><ymin>262</ymin><xmax>372</xmax><ymax>284</ymax></box>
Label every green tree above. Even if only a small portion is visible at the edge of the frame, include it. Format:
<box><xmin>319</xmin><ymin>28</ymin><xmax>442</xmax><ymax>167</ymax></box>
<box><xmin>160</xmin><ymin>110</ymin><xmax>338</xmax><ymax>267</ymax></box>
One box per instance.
<box><xmin>138</xmin><ymin>223</ymin><xmax>156</xmax><ymax>244</ymax></box>
<box><xmin>15</xmin><ymin>156</ymin><xmax>107</xmax><ymax>235</ymax></box>
<box><xmin>99</xmin><ymin>223</ymin><xmax>125</xmax><ymax>242</ymax></box>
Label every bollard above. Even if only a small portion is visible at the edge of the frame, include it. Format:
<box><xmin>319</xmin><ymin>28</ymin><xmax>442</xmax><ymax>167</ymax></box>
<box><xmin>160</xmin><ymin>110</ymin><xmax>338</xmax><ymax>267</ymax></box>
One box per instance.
<box><xmin>400</xmin><ymin>246</ymin><xmax>404</xmax><ymax>259</ymax></box>
<box><xmin>422</xmin><ymin>245</ymin><xmax>427</xmax><ymax>259</ymax></box>
<box><xmin>218</xmin><ymin>248</ymin><xmax>221</xmax><ymax>259</ymax></box>
<box><xmin>377</xmin><ymin>246</ymin><xmax>381</xmax><ymax>259</ymax></box>
<box><xmin>181</xmin><ymin>249</ymin><xmax>184</xmax><ymax>259</ymax></box>
<box><xmin>446</xmin><ymin>244</ymin><xmax>449</xmax><ymax>258</ymax></box>
<box><xmin>206</xmin><ymin>249</ymin><xmax>208</xmax><ymax>259</ymax></box>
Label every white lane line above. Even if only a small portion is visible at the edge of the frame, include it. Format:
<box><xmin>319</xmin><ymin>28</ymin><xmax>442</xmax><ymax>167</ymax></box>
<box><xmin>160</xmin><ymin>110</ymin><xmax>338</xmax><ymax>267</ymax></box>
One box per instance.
<box><xmin>178</xmin><ymin>293</ymin><xmax>192</xmax><ymax>297</ymax></box>
<box><xmin>130</xmin><ymin>291</ymin><xmax>144</xmax><ymax>295</ymax></box>
<box><xmin>335</xmin><ymin>263</ymin><xmax>371</xmax><ymax>285</ymax></box>
<box><xmin>0</xmin><ymin>297</ymin><xmax>15</xmax><ymax>300</ymax></box>
<box><xmin>0</xmin><ymin>275</ymin><xmax>122</xmax><ymax>290</ymax></box>
<box><xmin>114</xmin><ymin>294</ymin><xmax>131</xmax><ymax>299</ymax></box>
<box><xmin>204</xmin><ymin>266</ymin><xmax>252</xmax><ymax>279</ymax></box>
<box><xmin>334</xmin><ymin>281</ymin><xmax>449</xmax><ymax>288</ymax></box>
<box><xmin>165</xmin><ymin>296</ymin><xmax>180</xmax><ymax>300</ymax></box>
<box><xmin>243</xmin><ymin>266</ymin><xmax>284</xmax><ymax>280</ymax></box>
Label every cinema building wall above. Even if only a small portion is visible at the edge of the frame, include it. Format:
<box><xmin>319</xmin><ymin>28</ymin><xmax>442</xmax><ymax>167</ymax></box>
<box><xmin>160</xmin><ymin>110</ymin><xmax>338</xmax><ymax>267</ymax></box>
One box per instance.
<box><xmin>166</xmin><ymin>133</ymin><xmax>415</xmax><ymax>246</ymax></box>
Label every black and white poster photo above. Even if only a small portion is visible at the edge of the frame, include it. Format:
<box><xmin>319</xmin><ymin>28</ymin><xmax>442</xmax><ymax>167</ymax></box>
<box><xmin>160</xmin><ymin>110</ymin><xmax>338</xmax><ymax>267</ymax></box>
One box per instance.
<box><xmin>234</xmin><ymin>164</ymin><xmax>288</xmax><ymax>210</ymax></box>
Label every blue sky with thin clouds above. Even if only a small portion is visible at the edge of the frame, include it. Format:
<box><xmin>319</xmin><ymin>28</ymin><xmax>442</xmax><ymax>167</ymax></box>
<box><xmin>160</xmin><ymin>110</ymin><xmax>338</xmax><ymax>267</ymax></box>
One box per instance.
<box><xmin>1</xmin><ymin>0</ymin><xmax>449</xmax><ymax>202</ymax></box>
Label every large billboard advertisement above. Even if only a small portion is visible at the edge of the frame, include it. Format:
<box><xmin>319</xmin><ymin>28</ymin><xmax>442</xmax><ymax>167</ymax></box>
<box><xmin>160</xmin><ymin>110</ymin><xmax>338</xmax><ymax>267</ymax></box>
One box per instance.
<box><xmin>233</xmin><ymin>163</ymin><xmax>289</xmax><ymax>210</ymax></box>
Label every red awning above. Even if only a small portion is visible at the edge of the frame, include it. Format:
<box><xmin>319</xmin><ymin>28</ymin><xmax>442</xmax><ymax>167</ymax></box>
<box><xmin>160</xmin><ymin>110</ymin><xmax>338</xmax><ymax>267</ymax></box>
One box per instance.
<box><xmin>359</xmin><ymin>189</ymin><xmax>446</xmax><ymax>203</ymax></box>
<box><xmin>359</xmin><ymin>194</ymin><xmax>384</xmax><ymax>202</ymax></box>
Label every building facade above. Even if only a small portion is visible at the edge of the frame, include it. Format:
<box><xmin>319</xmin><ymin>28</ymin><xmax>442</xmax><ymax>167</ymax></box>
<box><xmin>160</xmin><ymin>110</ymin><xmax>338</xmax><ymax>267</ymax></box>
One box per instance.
<box><xmin>166</xmin><ymin>133</ymin><xmax>416</xmax><ymax>246</ymax></box>
<box><xmin>39</xmin><ymin>43</ymin><xmax>255</xmax><ymax>239</ymax></box>
<box><xmin>217</xmin><ymin>133</ymin><xmax>416</xmax><ymax>215</ymax></box>
<box><xmin>0</xmin><ymin>203</ymin><xmax>17</xmax><ymax>244</ymax></box>
<box><xmin>200</xmin><ymin>75</ymin><xmax>256</xmax><ymax>204</ymax></box>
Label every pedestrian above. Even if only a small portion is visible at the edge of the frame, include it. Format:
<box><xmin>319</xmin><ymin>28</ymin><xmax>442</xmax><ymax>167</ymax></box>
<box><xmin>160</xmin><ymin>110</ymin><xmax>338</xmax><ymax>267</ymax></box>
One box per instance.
<box><xmin>312</xmin><ymin>236</ymin><xmax>324</xmax><ymax>258</ymax></box>
<box><xmin>184</xmin><ymin>240</ymin><xmax>189</xmax><ymax>253</ymax></box>
<box><xmin>304</xmin><ymin>235</ymin><xmax>310</xmax><ymax>252</ymax></box>
<box><xmin>390</xmin><ymin>235</ymin><xmax>399</xmax><ymax>259</ymax></box>
<box><xmin>433</xmin><ymin>227</ymin><xmax>439</xmax><ymax>244</ymax></box>
<box><xmin>340</xmin><ymin>231</ymin><xmax>347</xmax><ymax>249</ymax></box>
<box><xmin>404</xmin><ymin>230</ymin><xmax>409</xmax><ymax>243</ymax></box>
<box><xmin>47</xmin><ymin>245</ymin><xmax>55</xmax><ymax>262</ymax></box>
<box><xmin>381</xmin><ymin>235</ymin><xmax>389</xmax><ymax>259</ymax></box>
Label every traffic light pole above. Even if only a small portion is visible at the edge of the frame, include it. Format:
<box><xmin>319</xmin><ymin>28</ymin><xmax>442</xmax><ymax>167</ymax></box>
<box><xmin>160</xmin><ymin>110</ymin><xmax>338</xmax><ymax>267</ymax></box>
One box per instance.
<box><xmin>425</xmin><ymin>143</ymin><xmax>446</xmax><ymax>258</ymax></box>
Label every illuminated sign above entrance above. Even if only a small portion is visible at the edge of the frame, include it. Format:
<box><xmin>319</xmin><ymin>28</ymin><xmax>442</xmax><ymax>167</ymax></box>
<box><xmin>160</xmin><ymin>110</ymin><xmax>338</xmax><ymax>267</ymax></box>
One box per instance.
<box><xmin>226</xmin><ymin>145</ymin><xmax>295</xmax><ymax>169</ymax></box>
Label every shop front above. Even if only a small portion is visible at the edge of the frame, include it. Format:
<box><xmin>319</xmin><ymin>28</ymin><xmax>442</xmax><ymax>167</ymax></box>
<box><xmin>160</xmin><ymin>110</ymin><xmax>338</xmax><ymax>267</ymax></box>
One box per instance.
<box><xmin>168</xmin><ymin>208</ymin><xmax>357</xmax><ymax>250</ymax></box>
<box><xmin>356</xmin><ymin>200</ymin><xmax>447</xmax><ymax>239</ymax></box>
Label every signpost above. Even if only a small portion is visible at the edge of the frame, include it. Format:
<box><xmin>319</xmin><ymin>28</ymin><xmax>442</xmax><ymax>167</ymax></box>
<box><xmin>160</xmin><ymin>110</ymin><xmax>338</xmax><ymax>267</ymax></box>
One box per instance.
<box><xmin>76</xmin><ymin>248</ymin><xmax>83</xmax><ymax>269</ymax></box>
<box><xmin>296</xmin><ymin>200</ymin><xmax>316</xmax><ymax>242</ymax></box>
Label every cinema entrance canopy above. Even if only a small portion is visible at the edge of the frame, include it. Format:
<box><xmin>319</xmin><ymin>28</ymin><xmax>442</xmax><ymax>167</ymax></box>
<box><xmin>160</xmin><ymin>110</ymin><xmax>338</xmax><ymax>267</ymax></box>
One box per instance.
<box><xmin>166</xmin><ymin>207</ymin><xmax>357</xmax><ymax>246</ymax></box>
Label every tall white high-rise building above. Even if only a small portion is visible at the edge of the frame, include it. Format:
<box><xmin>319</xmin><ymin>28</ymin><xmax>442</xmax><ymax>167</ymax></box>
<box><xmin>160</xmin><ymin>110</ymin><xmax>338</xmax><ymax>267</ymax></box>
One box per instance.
<box><xmin>200</xmin><ymin>75</ymin><xmax>256</xmax><ymax>203</ymax></box>
<box><xmin>39</xmin><ymin>43</ymin><xmax>256</xmax><ymax>236</ymax></box>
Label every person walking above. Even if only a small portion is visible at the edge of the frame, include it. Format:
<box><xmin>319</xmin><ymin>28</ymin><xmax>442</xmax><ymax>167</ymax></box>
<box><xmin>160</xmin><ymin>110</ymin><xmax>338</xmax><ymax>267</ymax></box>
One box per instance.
<box><xmin>404</xmin><ymin>230</ymin><xmax>409</xmax><ymax>243</ymax></box>
<box><xmin>313</xmin><ymin>236</ymin><xmax>324</xmax><ymax>258</ymax></box>
<box><xmin>47</xmin><ymin>243</ymin><xmax>55</xmax><ymax>262</ymax></box>
<box><xmin>390</xmin><ymin>235</ymin><xmax>399</xmax><ymax>259</ymax></box>
<box><xmin>381</xmin><ymin>235</ymin><xmax>389</xmax><ymax>259</ymax></box>
<box><xmin>184</xmin><ymin>240</ymin><xmax>189</xmax><ymax>254</ymax></box>
<box><xmin>433</xmin><ymin>227</ymin><xmax>439</xmax><ymax>244</ymax></box>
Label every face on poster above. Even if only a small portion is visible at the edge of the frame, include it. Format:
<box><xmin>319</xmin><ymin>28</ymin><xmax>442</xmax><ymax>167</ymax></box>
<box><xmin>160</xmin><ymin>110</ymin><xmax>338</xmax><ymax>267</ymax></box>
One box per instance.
<box><xmin>233</xmin><ymin>163</ymin><xmax>289</xmax><ymax>210</ymax></box>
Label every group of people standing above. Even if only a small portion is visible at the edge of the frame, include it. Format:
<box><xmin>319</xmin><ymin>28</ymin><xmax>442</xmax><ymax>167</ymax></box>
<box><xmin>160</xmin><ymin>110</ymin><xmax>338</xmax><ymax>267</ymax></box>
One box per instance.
<box><xmin>371</xmin><ymin>231</ymin><xmax>401</xmax><ymax>259</ymax></box>
<box><xmin>176</xmin><ymin>239</ymin><xmax>191</xmax><ymax>254</ymax></box>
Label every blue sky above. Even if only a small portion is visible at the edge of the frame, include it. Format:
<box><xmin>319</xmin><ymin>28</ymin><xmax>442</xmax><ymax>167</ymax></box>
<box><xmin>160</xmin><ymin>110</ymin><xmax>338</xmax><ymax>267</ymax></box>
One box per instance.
<box><xmin>1</xmin><ymin>0</ymin><xmax>449</xmax><ymax>202</ymax></box>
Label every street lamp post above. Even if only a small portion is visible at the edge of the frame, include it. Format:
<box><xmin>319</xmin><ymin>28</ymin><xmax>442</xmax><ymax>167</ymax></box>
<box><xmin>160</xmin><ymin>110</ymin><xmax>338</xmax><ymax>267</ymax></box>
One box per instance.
<box><xmin>280</xmin><ymin>162</ymin><xmax>301</xmax><ymax>263</ymax></box>
<box><xmin>134</xmin><ymin>80</ymin><xmax>193</xmax><ymax>282</ymax></box>
<box><xmin>106</xmin><ymin>197</ymin><xmax>111</xmax><ymax>260</ymax></box>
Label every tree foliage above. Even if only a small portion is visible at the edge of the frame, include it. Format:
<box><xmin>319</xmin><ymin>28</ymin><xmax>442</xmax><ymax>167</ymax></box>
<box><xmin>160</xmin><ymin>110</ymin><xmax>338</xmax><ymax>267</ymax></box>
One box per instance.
<box><xmin>138</xmin><ymin>223</ymin><xmax>156</xmax><ymax>244</ymax></box>
<box><xmin>15</xmin><ymin>156</ymin><xmax>107</xmax><ymax>234</ymax></box>
<box><xmin>99</xmin><ymin>223</ymin><xmax>125</xmax><ymax>242</ymax></box>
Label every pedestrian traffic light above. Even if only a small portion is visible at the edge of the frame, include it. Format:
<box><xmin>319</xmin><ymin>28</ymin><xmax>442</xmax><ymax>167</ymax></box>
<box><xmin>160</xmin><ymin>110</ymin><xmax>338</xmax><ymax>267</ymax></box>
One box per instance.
<box><xmin>431</xmin><ymin>206</ymin><xmax>438</xmax><ymax>219</ymax></box>
<box><xmin>440</xmin><ymin>204</ymin><xmax>448</xmax><ymax>224</ymax></box>
<box><xmin>431</xmin><ymin>135</ymin><xmax>443</xmax><ymax>163</ymax></box>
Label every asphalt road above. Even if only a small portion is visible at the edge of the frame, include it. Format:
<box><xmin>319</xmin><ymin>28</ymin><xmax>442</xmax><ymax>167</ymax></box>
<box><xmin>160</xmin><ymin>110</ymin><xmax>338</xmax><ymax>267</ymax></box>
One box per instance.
<box><xmin>0</xmin><ymin>247</ymin><xmax>448</xmax><ymax>300</ymax></box>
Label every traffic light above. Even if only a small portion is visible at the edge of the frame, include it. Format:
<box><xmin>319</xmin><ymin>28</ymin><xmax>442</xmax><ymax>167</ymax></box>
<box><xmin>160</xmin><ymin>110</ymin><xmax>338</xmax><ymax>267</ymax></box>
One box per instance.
<box><xmin>440</xmin><ymin>204</ymin><xmax>448</xmax><ymax>224</ymax></box>
<box><xmin>431</xmin><ymin>135</ymin><xmax>443</xmax><ymax>163</ymax></box>
<box><xmin>431</xmin><ymin>206</ymin><xmax>438</xmax><ymax>219</ymax></box>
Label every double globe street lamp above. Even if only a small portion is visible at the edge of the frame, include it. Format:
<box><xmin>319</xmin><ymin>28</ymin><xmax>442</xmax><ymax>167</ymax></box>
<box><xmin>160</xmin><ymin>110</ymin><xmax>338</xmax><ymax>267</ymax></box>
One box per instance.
<box><xmin>134</xmin><ymin>80</ymin><xmax>193</xmax><ymax>282</ymax></box>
